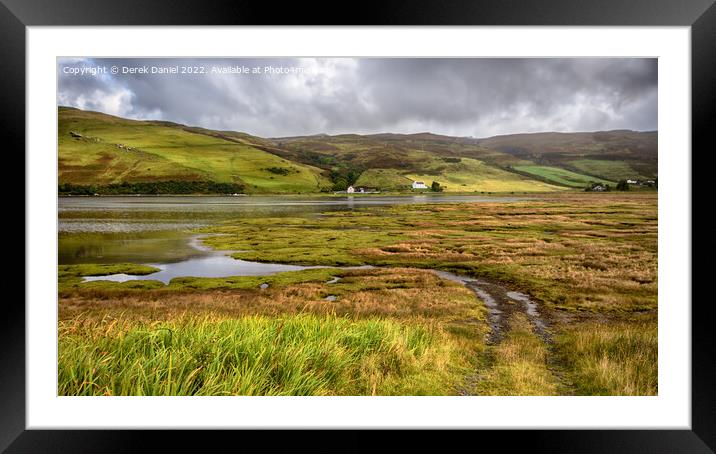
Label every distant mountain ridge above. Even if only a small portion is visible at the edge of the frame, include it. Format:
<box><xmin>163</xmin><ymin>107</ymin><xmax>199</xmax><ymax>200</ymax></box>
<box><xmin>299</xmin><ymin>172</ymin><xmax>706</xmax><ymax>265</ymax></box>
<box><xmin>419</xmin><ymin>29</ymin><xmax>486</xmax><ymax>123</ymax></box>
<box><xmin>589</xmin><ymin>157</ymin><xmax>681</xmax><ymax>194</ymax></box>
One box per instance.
<box><xmin>58</xmin><ymin>106</ymin><xmax>657</xmax><ymax>194</ymax></box>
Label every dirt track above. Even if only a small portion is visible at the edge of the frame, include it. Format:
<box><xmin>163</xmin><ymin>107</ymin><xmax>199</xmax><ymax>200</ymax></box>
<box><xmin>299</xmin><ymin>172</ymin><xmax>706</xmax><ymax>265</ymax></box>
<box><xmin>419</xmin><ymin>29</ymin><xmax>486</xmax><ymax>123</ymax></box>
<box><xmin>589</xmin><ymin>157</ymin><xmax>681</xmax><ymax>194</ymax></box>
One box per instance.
<box><xmin>433</xmin><ymin>270</ymin><xmax>551</xmax><ymax>344</ymax></box>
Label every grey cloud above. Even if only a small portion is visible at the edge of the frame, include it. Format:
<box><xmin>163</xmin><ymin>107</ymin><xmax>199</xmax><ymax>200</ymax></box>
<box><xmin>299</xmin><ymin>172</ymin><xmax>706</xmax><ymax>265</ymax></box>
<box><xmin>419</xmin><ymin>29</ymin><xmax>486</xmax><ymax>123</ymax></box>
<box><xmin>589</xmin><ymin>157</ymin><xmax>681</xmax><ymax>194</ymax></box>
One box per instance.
<box><xmin>57</xmin><ymin>57</ymin><xmax>657</xmax><ymax>138</ymax></box>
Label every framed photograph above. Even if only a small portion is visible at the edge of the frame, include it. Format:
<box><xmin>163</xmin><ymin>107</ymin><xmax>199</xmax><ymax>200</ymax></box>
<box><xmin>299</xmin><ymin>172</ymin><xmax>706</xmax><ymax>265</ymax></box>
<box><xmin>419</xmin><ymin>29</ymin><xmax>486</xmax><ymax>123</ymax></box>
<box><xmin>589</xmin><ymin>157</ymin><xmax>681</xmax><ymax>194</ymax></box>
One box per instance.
<box><xmin>7</xmin><ymin>0</ymin><xmax>712</xmax><ymax>450</ymax></box>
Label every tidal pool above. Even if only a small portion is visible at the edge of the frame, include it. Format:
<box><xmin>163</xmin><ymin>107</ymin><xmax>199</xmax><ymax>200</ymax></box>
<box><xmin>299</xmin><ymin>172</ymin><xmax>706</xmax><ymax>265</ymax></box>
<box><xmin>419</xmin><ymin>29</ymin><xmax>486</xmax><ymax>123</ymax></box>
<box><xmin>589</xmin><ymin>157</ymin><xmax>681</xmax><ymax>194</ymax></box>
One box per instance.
<box><xmin>83</xmin><ymin>254</ymin><xmax>324</xmax><ymax>284</ymax></box>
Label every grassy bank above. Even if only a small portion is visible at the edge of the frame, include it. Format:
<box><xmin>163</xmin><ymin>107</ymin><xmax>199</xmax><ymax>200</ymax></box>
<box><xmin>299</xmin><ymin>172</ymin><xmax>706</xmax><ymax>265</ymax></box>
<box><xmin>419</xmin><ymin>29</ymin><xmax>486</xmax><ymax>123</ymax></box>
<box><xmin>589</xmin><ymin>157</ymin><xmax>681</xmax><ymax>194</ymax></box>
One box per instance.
<box><xmin>59</xmin><ymin>314</ymin><xmax>478</xmax><ymax>396</ymax></box>
<box><xmin>59</xmin><ymin>267</ymin><xmax>487</xmax><ymax>395</ymax></box>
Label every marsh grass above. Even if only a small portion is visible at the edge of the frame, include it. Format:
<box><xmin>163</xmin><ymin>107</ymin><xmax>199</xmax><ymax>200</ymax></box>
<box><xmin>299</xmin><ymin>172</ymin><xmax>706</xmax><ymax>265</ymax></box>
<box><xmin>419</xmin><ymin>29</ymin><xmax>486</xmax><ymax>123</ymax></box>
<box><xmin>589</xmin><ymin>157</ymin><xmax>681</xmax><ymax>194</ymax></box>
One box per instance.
<box><xmin>59</xmin><ymin>267</ymin><xmax>342</xmax><ymax>294</ymax></box>
<box><xmin>59</xmin><ymin>268</ymin><xmax>486</xmax><ymax>322</ymax></box>
<box><xmin>553</xmin><ymin>318</ymin><xmax>657</xmax><ymax>395</ymax></box>
<box><xmin>58</xmin><ymin>194</ymin><xmax>658</xmax><ymax>396</ymax></box>
<box><xmin>58</xmin><ymin>268</ymin><xmax>487</xmax><ymax>396</ymax></box>
<box><xmin>198</xmin><ymin>194</ymin><xmax>657</xmax><ymax>313</ymax></box>
<box><xmin>59</xmin><ymin>263</ymin><xmax>161</xmax><ymax>280</ymax></box>
<box><xmin>58</xmin><ymin>314</ymin><xmax>476</xmax><ymax>396</ymax></box>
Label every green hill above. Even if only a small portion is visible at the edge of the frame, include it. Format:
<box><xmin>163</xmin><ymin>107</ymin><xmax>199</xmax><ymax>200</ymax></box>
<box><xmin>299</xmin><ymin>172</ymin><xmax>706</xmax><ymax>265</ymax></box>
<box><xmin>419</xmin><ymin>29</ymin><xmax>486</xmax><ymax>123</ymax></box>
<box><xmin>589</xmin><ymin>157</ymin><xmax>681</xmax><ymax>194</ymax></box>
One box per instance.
<box><xmin>58</xmin><ymin>107</ymin><xmax>657</xmax><ymax>194</ymax></box>
<box><xmin>58</xmin><ymin>107</ymin><xmax>332</xmax><ymax>194</ymax></box>
<box><xmin>274</xmin><ymin>133</ymin><xmax>564</xmax><ymax>192</ymax></box>
<box><xmin>475</xmin><ymin>130</ymin><xmax>657</xmax><ymax>181</ymax></box>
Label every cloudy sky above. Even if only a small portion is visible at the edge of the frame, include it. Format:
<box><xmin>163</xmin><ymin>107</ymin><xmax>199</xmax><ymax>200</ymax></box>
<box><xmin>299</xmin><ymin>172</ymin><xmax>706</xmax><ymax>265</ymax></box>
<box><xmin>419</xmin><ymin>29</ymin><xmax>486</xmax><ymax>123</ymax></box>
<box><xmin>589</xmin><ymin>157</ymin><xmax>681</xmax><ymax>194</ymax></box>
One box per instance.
<box><xmin>57</xmin><ymin>58</ymin><xmax>657</xmax><ymax>138</ymax></box>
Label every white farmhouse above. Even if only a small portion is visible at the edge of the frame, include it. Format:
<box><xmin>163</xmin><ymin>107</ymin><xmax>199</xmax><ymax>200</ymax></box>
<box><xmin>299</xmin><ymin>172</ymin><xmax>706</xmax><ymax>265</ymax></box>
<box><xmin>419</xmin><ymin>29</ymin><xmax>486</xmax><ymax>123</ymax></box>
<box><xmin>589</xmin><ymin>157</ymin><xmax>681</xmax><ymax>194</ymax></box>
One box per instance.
<box><xmin>412</xmin><ymin>181</ymin><xmax>427</xmax><ymax>189</ymax></box>
<box><xmin>346</xmin><ymin>185</ymin><xmax>355</xmax><ymax>194</ymax></box>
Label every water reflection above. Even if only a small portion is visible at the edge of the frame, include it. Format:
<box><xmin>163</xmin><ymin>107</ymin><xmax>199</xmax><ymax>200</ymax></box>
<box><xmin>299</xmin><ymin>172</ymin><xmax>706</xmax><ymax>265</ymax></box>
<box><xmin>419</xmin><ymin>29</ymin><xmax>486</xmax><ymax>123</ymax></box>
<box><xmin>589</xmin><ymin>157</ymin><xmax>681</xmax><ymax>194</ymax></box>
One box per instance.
<box><xmin>83</xmin><ymin>254</ymin><xmax>324</xmax><ymax>284</ymax></box>
<box><xmin>59</xmin><ymin>195</ymin><xmax>529</xmax><ymax>265</ymax></box>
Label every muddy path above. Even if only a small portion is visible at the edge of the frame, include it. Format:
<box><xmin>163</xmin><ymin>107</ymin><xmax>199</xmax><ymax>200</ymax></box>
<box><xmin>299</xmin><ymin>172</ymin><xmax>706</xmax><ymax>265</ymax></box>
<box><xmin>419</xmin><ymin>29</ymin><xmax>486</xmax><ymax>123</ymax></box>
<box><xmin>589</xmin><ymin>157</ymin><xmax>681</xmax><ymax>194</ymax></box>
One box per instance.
<box><xmin>433</xmin><ymin>270</ymin><xmax>577</xmax><ymax>395</ymax></box>
<box><xmin>433</xmin><ymin>270</ymin><xmax>551</xmax><ymax>344</ymax></box>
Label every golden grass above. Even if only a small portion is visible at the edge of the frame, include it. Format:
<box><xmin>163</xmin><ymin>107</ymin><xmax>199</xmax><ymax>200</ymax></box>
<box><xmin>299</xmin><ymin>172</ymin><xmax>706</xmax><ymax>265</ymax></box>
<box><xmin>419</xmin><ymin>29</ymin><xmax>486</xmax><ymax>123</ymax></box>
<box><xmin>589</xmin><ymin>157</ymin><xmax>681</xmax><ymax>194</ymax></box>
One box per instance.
<box><xmin>354</xmin><ymin>195</ymin><xmax>658</xmax><ymax>312</ymax></box>
<box><xmin>553</xmin><ymin>316</ymin><xmax>657</xmax><ymax>395</ymax></box>
<box><xmin>59</xmin><ymin>268</ymin><xmax>486</xmax><ymax>324</ymax></box>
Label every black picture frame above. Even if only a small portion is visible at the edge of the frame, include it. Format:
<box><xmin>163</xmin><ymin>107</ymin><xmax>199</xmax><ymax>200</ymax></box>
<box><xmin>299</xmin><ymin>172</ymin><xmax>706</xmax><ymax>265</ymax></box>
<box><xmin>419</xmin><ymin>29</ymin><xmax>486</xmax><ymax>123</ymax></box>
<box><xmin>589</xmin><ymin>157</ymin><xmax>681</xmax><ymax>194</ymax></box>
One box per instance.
<box><xmin>5</xmin><ymin>0</ymin><xmax>711</xmax><ymax>451</ymax></box>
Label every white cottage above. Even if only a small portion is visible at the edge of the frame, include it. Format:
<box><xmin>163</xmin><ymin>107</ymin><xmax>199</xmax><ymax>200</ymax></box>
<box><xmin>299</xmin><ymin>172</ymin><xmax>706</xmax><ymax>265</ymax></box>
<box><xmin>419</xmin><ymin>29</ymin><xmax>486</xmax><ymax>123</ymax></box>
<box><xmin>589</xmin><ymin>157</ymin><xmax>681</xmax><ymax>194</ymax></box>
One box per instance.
<box><xmin>412</xmin><ymin>181</ymin><xmax>427</xmax><ymax>189</ymax></box>
<box><xmin>346</xmin><ymin>186</ymin><xmax>355</xmax><ymax>193</ymax></box>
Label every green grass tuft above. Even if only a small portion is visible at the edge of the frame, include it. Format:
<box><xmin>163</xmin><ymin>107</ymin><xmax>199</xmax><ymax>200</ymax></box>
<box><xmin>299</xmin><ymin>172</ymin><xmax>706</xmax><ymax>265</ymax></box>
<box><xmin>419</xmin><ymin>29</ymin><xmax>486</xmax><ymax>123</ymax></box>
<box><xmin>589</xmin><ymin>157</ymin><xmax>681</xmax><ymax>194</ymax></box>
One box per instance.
<box><xmin>58</xmin><ymin>314</ymin><xmax>476</xmax><ymax>396</ymax></box>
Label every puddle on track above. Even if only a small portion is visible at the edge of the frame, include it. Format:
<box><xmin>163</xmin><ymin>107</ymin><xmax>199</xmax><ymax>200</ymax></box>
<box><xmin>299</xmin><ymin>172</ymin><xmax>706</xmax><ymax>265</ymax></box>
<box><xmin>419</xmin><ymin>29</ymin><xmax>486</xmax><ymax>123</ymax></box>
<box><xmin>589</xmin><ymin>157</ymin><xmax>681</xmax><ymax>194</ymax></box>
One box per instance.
<box><xmin>433</xmin><ymin>270</ymin><xmax>550</xmax><ymax>344</ymax></box>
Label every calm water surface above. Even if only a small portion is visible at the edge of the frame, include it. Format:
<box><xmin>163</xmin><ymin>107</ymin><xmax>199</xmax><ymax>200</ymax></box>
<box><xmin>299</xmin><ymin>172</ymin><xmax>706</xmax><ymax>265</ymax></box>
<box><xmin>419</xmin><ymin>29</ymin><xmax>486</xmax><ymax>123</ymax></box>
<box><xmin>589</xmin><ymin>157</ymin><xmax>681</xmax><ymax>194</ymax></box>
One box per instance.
<box><xmin>83</xmin><ymin>251</ymin><xmax>326</xmax><ymax>284</ymax></box>
<box><xmin>60</xmin><ymin>195</ymin><xmax>527</xmax><ymax>271</ymax></box>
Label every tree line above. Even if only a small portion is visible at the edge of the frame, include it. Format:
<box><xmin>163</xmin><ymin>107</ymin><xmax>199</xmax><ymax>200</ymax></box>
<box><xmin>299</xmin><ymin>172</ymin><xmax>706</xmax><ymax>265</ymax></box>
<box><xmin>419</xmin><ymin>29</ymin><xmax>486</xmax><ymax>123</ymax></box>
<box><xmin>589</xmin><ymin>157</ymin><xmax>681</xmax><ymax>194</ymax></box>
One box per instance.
<box><xmin>58</xmin><ymin>181</ymin><xmax>246</xmax><ymax>195</ymax></box>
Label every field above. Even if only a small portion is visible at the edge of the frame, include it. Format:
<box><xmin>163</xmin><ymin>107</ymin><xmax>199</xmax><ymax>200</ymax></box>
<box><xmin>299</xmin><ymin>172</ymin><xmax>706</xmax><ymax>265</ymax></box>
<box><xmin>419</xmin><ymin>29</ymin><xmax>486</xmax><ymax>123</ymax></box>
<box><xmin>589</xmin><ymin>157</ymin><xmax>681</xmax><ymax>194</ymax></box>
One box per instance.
<box><xmin>568</xmin><ymin>159</ymin><xmax>650</xmax><ymax>182</ymax></box>
<box><xmin>59</xmin><ymin>193</ymin><xmax>658</xmax><ymax>396</ymax></box>
<box><xmin>405</xmin><ymin>158</ymin><xmax>563</xmax><ymax>193</ymax></box>
<box><xmin>354</xmin><ymin>158</ymin><xmax>563</xmax><ymax>193</ymax></box>
<box><xmin>512</xmin><ymin>165</ymin><xmax>614</xmax><ymax>188</ymax></box>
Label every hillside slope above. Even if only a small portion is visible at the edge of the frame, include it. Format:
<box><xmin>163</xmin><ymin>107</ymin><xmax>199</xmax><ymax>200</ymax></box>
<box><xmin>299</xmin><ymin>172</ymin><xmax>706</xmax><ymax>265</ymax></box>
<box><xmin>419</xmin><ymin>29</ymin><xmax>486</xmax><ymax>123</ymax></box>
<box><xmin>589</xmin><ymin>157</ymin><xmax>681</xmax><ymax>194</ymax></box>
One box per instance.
<box><xmin>274</xmin><ymin>132</ymin><xmax>637</xmax><ymax>191</ymax></box>
<box><xmin>58</xmin><ymin>107</ymin><xmax>656</xmax><ymax>194</ymax></box>
<box><xmin>58</xmin><ymin>107</ymin><xmax>332</xmax><ymax>194</ymax></box>
<box><xmin>474</xmin><ymin>130</ymin><xmax>657</xmax><ymax>180</ymax></box>
<box><xmin>274</xmin><ymin>134</ymin><xmax>567</xmax><ymax>192</ymax></box>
